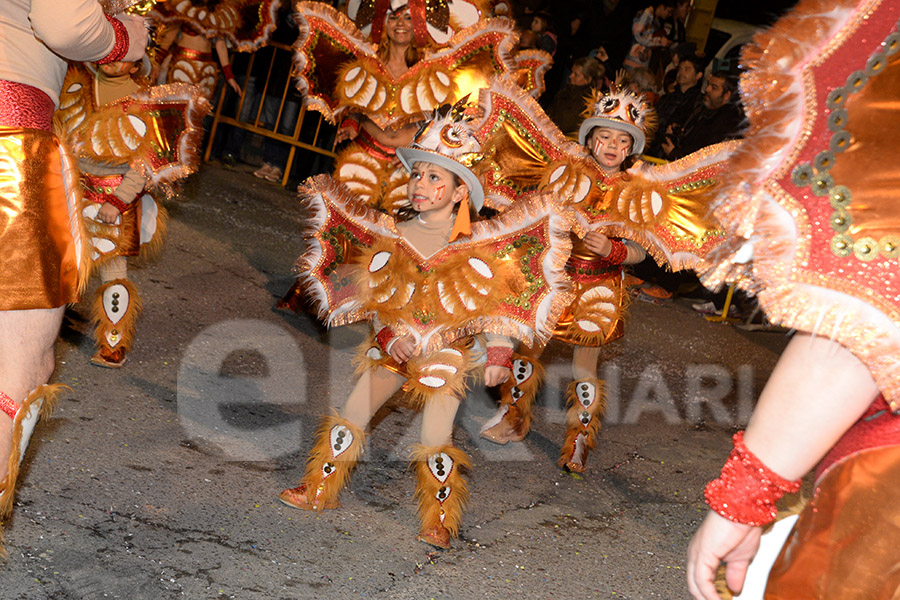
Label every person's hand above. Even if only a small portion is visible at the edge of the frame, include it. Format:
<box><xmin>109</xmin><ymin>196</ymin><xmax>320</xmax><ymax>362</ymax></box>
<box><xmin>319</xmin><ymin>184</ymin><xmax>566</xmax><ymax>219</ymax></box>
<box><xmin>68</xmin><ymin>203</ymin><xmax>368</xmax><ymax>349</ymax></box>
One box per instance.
<box><xmin>227</xmin><ymin>78</ymin><xmax>242</xmax><ymax>94</ymax></box>
<box><xmin>97</xmin><ymin>202</ymin><xmax>122</xmax><ymax>224</ymax></box>
<box><xmin>687</xmin><ymin>510</ymin><xmax>762</xmax><ymax>600</ymax></box>
<box><xmin>484</xmin><ymin>365</ymin><xmax>510</xmax><ymax>387</ymax></box>
<box><xmin>335</xmin><ymin>125</ymin><xmax>359</xmax><ymax>144</ymax></box>
<box><xmin>389</xmin><ymin>335</ymin><xmax>416</xmax><ymax>363</ymax></box>
<box><xmin>583</xmin><ymin>231</ymin><xmax>612</xmax><ymax>256</ymax></box>
<box><xmin>116</xmin><ymin>13</ymin><xmax>149</xmax><ymax>63</ymax></box>
<box><xmin>662</xmin><ymin>137</ymin><xmax>675</xmax><ymax>156</ymax></box>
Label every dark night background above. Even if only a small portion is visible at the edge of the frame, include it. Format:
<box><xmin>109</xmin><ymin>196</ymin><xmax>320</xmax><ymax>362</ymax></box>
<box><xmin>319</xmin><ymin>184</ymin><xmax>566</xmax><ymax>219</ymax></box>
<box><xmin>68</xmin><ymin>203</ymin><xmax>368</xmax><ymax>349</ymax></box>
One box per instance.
<box><xmin>715</xmin><ymin>0</ymin><xmax>801</xmax><ymax>26</ymax></box>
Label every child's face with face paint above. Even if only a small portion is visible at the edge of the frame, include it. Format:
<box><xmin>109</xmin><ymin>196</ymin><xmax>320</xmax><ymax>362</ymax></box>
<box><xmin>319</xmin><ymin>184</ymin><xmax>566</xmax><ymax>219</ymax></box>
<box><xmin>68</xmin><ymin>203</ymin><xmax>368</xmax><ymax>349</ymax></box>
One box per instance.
<box><xmin>587</xmin><ymin>127</ymin><xmax>634</xmax><ymax>171</ymax></box>
<box><xmin>408</xmin><ymin>161</ymin><xmax>466</xmax><ymax>220</ymax></box>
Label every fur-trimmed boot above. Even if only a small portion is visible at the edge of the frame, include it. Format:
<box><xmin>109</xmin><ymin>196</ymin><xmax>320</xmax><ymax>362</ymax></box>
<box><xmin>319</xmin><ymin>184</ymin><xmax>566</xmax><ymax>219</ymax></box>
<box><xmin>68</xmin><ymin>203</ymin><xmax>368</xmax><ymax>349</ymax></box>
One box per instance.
<box><xmin>480</xmin><ymin>355</ymin><xmax>543</xmax><ymax>444</ymax></box>
<box><xmin>0</xmin><ymin>384</ymin><xmax>64</xmax><ymax>557</ymax></box>
<box><xmin>90</xmin><ymin>279</ymin><xmax>141</xmax><ymax>368</ymax></box>
<box><xmin>557</xmin><ymin>378</ymin><xmax>606</xmax><ymax>474</ymax></box>
<box><xmin>412</xmin><ymin>444</ymin><xmax>470</xmax><ymax>549</ymax></box>
<box><xmin>278</xmin><ymin>415</ymin><xmax>365</xmax><ymax>511</ymax></box>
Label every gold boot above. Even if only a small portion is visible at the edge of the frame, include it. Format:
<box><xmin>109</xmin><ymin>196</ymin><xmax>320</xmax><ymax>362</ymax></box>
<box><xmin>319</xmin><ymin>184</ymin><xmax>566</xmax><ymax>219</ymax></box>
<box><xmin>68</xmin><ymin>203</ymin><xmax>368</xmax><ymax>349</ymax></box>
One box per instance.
<box><xmin>412</xmin><ymin>444</ymin><xmax>470</xmax><ymax>549</ymax></box>
<box><xmin>278</xmin><ymin>415</ymin><xmax>365</xmax><ymax>511</ymax></box>
<box><xmin>558</xmin><ymin>378</ymin><xmax>606</xmax><ymax>474</ymax></box>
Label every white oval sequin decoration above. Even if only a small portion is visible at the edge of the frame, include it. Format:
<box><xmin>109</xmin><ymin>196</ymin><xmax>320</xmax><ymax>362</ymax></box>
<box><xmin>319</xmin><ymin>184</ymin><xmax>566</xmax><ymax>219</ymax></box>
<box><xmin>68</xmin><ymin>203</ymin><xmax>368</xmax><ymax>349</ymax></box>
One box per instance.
<box><xmin>369</xmin><ymin>251</ymin><xmax>391</xmax><ymax>272</ymax></box>
<box><xmin>427</xmin><ymin>452</ymin><xmax>453</xmax><ymax>483</ymax></box>
<box><xmin>330</xmin><ymin>425</ymin><xmax>354</xmax><ymax>458</ymax></box>
<box><xmin>467</xmin><ymin>257</ymin><xmax>494</xmax><ymax>279</ymax></box>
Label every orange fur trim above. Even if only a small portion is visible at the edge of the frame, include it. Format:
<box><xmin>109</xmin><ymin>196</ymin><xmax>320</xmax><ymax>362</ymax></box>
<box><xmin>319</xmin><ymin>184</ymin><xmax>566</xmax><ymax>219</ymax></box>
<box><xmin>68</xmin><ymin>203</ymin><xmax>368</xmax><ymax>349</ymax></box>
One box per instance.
<box><xmin>132</xmin><ymin>196</ymin><xmax>169</xmax><ymax>265</ymax></box>
<box><xmin>90</xmin><ymin>279</ymin><xmax>142</xmax><ymax>354</ymax></box>
<box><xmin>352</xmin><ymin>331</ymin><xmax>407</xmax><ymax>380</ymax></box>
<box><xmin>411</xmin><ymin>444</ymin><xmax>471</xmax><ymax>538</ymax></box>
<box><xmin>356</xmin><ymin>237</ymin><xmax>421</xmax><ymax>326</ymax></box>
<box><xmin>558</xmin><ymin>378</ymin><xmax>606</xmax><ymax>468</ymax></box>
<box><xmin>495</xmin><ymin>354</ymin><xmax>544</xmax><ymax>435</ymax></box>
<box><xmin>404</xmin><ymin>342</ymin><xmax>477</xmax><ymax>410</ymax></box>
<box><xmin>0</xmin><ymin>383</ymin><xmax>66</xmax><ymax>557</ymax></box>
<box><xmin>300</xmin><ymin>414</ymin><xmax>365</xmax><ymax>512</ymax></box>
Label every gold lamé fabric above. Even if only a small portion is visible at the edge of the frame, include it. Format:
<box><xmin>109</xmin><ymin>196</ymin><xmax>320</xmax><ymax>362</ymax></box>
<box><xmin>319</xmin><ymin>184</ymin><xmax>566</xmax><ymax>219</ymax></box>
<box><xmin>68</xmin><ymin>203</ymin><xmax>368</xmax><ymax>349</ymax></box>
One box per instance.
<box><xmin>0</xmin><ymin>128</ymin><xmax>80</xmax><ymax>310</ymax></box>
<box><xmin>765</xmin><ymin>444</ymin><xmax>900</xmax><ymax>599</ymax></box>
<box><xmin>828</xmin><ymin>49</ymin><xmax>900</xmax><ymax>245</ymax></box>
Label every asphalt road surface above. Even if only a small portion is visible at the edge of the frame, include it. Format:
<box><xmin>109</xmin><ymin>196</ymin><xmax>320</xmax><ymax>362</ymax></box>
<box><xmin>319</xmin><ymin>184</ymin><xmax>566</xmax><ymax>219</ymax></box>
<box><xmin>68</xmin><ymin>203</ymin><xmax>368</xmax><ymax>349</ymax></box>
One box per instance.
<box><xmin>1</xmin><ymin>163</ymin><xmax>790</xmax><ymax>599</ymax></box>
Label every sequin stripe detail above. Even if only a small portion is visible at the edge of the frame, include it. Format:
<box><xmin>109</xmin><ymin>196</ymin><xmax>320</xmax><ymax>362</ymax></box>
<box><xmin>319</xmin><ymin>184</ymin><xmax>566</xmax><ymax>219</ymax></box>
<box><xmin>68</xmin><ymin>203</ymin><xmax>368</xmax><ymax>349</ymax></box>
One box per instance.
<box><xmin>175</xmin><ymin>47</ymin><xmax>213</xmax><ymax>61</ymax></box>
<box><xmin>565</xmin><ymin>255</ymin><xmax>622</xmax><ymax>278</ymax></box>
<box><xmin>81</xmin><ymin>174</ymin><xmax>136</xmax><ymax>212</ymax></box>
<box><xmin>485</xmin><ymin>346</ymin><xmax>513</xmax><ymax>369</ymax></box>
<box><xmin>0</xmin><ymin>80</ymin><xmax>53</xmax><ymax>130</ymax></box>
<box><xmin>375</xmin><ymin>326</ymin><xmax>396</xmax><ymax>353</ymax></box>
<box><xmin>96</xmin><ymin>15</ymin><xmax>130</xmax><ymax>65</ymax></box>
<box><xmin>0</xmin><ymin>391</ymin><xmax>18</xmax><ymax>420</ymax></box>
<box><xmin>356</xmin><ymin>128</ymin><xmax>397</xmax><ymax>162</ymax></box>
<box><xmin>704</xmin><ymin>431</ymin><xmax>802</xmax><ymax>527</ymax></box>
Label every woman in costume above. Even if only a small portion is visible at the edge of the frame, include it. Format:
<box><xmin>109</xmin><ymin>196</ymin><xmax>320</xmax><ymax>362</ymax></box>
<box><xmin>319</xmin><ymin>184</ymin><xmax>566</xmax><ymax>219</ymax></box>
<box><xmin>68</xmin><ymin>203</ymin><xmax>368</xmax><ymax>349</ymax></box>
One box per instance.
<box><xmin>474</xmin><ymin>78</ymin><xmax>731</xmax><ymax>475</ymax></box>
<box><xmin>276</xmin><ymin>0</ymin><xmax>552</xmax><ymax>310</ymax></box>
<box><xmin>0</xmin><ymin>0</ymin><xmax>146</xmax><ymax>553</ymax></box>
<box><xmin>276</xmin><ymin>103</ymin><xmax>574</xmax><ymax>549</ymax></box>
<box><xmin>687</xmin><ymin>0</ymin><xmax>900</xmax><ymax>598</ymax></box>
<box><xmin>149</xmin><ymin>0</ymin><xmax>281</xmax><ymax>99</ymax></box>
<box><xmin>54</xmin><ymin>58</ymin><xmax>209</xmax><ymax>368</ymax></box>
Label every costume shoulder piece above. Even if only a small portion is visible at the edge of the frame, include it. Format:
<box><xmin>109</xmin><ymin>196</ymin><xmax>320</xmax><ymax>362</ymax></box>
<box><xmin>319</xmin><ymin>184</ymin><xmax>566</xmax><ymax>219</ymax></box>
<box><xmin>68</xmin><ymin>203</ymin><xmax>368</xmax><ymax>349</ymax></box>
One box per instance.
<box><xmin>293</xmin><ymin>3</ymin><xmax>542</xmax><ymax>129</ymax></box>
<box><xmin>473</xmin><ymin>77</ymin><xmax>732</xmax><ymax>270</ymax></box>
<box><xmin>294</xmin><ymin>174</ymin><xmax>574</xmax><ymax>353</ymax></box>
<box><xmin>56</xmin><ymin>63</ymin><xmax>211</xmax><ymax>193</ymax></box>
<box><xmin>699</xmin><ymin>0</ymin><xmax>900</xmax><ymax>410</ymax></box>
<box><xmin>149</xmin><ymin>0</ymin><xmax>282</xmax><ymax>51</ymax></box>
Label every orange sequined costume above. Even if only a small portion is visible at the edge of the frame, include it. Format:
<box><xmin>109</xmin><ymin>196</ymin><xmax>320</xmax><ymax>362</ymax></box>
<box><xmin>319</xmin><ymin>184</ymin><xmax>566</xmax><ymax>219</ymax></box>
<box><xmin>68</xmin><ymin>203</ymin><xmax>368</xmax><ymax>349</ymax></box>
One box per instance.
<box><xmin>697</xmin><ymin>0</ymin><xmax>900</xmax><ymax>596</ymax></box>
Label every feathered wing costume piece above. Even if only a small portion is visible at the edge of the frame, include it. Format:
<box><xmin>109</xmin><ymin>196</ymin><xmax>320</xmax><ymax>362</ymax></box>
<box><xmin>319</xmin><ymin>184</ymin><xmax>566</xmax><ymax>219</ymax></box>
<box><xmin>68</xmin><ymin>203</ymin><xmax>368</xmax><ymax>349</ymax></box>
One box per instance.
<box><xmin>472</xmin><ymin>77</ymin><xmax>734</xmax><ymax>272</ymax></box>
<box><xmin>292</xmin><ymin>174</ymin><xmax>574</xmax><ymax>354</ymax></box>
<box><xmin>698</xmin><ymin>0</ymin><xmax>900</xmax><ymax>410</ymax></box>
<box><xmin>56</xmin><ymin>64</ymin><xmax>211</xmax><ymax>197</ymax></box>
<box><xmin>149</xmin><ymin>0</ymin><xmax>282</xmax><ymax>51</ymax></box>
<box><xmin>291</xmin><ymin>3</ymin><xmax>551</xmax><ymax>130</ymax></box>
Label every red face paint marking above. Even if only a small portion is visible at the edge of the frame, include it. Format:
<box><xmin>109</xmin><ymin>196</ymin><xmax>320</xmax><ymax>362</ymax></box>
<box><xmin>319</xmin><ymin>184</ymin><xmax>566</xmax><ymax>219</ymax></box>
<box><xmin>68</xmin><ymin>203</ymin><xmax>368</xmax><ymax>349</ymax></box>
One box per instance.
<box><xmin>433</xmin><ymin>184</ymin><xmax>445</xmax><ymax>204</ymax></box>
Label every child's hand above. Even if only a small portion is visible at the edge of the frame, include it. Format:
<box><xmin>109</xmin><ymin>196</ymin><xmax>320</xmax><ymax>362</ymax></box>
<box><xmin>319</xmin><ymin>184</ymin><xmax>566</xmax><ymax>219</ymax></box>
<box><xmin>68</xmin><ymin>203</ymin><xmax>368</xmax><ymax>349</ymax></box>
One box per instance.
<box><xmin>97</xmin><ymin>202</ymin><xmax>122</xmax><ymax>224</ymax></box>
<box><xmin>389</xmin><ymin>335</ymin><xmax>416</xmax><ymax>363</ymax></box>
<box><xmin>583</xmin><ymin>231</ymin><xmax>612</xmax><ymax>257</ymax></box>
<box><xmin>484</xmin><ymin>365</ymin><xmax>511</xmax><ymax>387</ymax></box>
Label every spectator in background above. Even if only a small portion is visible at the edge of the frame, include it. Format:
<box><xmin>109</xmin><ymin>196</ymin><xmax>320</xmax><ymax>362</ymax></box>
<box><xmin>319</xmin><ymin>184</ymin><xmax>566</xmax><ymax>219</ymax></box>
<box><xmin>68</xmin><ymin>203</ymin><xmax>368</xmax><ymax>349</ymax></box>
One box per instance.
<box><xmin>623</xmin><ymin>1</ymin><xmax>674</xmax><ymax>72</ymax></box>
<box><xmin>661</xmin><ymin>69</ymin><xmax>744</xmax><ymax>160</ymax></box>
<box><xmin>648</xmin><ymin>51</ymin><xmax>706</xmax><ymax>157</ymax></box>
<box><xmin>545</xmin><ymin>56</ymin><xmax>605</xmax><ymax>138</ymax></box>
<box><xmin>529</xmin><ymin>12</ymin><xmax>557</xmax><ymax>57</ymax></box>
<box><xmin>623</xmin><ymin>67</ymin><xmax>659</xmax><ymax>104</ymax></box>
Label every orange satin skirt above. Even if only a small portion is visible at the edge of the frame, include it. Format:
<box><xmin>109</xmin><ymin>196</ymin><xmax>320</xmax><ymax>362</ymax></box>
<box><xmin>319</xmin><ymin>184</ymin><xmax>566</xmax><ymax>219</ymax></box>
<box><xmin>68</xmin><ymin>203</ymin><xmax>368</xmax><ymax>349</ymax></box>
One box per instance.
<box><xmin>765</xmin><ymin>444</ymin><xmax>900</xmax><ymax>598</ymax></box>
<box><xmin>0</xmin><ymin>127</ymin><xmax>83</xmax><ymax>310</ymax></box>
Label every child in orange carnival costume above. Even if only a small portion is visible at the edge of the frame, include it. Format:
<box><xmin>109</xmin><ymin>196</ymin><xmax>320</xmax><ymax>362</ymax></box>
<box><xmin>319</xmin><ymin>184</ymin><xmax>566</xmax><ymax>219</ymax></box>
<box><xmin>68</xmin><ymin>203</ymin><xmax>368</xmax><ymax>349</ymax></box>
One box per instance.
<box><xmin>276</xmin><ymin>102</ymin><xmax>574</xmax><ymax>549</ymax></box>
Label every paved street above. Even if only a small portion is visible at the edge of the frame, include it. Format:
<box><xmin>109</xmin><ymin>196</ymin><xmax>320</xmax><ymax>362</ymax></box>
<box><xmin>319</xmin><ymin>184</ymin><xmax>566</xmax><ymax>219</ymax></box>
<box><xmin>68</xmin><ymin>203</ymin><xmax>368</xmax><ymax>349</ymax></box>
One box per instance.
<box><xmin>1</xmin><ymin>163</ymin><xmax>789</xmax><ymax>599</ymax></box>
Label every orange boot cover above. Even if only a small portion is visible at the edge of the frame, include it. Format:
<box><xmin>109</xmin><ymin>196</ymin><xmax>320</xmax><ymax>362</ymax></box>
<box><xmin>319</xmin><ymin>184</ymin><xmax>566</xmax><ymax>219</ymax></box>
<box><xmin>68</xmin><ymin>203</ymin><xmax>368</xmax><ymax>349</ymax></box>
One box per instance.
<box><xmin>0</xmin><ymin>383</ymin><xmax>65</xmax><ymax>557</ymax></box>
<box><xmin>412</xmin><ymin>444</ymin><xmax>471</xmax><ymax>549</ymax></box>
<box><xmin>90</xmin><ymin>279</ymin><xmax>141</xmax><ymax>368</ymax></box>
<box><xmin>558</xmin><ymin>378</ymin><xmax>606</xmax><ymax>473</ymax></box>
<box><xmin>279</xmin><ymin>415</ymin><xmax>365</xmax><ymax>511</ymax></box>
<box><xmin>480</xmin><ymin>355</ymin><xmax>544</xmax><ymax>444</ymax></box>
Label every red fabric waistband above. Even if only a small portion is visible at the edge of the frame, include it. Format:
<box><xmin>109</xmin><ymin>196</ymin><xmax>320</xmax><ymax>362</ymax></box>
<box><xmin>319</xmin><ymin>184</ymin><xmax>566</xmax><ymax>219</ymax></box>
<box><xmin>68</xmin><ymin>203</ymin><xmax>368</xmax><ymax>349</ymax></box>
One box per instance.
<box><xmin>0</xmin><ymin>80</ymin><xmax>54</xmax><ymax>131</ymax></box>
<box><xmin>357</xmin><ymin>127</ymin><xmax>397</xmax><ymax>161</ymax></box>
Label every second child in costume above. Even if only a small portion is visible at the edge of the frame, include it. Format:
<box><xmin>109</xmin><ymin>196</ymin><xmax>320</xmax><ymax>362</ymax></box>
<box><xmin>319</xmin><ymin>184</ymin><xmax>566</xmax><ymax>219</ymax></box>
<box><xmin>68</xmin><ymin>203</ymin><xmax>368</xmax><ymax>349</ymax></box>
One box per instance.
<box><xmin>471</xmin><ymin>77</ymin><xmax>732</xmax><ymax>474</ymax></box>
<box><xmin>55</xmin><ymin>60</ymin><xmax>209</xmax><ymax>367</ymax></box>
<box><xmin>277</xmin><ymin>103</ymin><xmax>574</xmax><ymax>549</ymax></box>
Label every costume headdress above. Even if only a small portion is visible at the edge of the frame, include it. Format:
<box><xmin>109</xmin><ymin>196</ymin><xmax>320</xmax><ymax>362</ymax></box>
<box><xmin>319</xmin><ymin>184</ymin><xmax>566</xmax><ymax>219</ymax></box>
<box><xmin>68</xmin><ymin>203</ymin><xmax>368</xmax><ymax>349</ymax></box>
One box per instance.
<box><xmin>577</xmin><ymin>82</ymin><xmax>658</xmax><ymax>155</ymax></box>
<box><xmin>396</xmin><ymin>99</ymin><xmax>484</xmax><ymax>210</ymax></box>
<box><xmin>346</xmin><ymin>0</ymin><xmax>480</xmax><ymax>46</ymax></box>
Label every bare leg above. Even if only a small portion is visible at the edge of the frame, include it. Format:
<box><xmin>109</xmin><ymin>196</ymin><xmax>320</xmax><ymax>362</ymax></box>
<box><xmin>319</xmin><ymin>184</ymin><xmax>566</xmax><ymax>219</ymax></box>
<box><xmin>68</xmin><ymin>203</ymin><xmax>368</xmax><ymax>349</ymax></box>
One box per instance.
<box><xmin>572</xmin><ymin>345</ymin><xmax>601</xmax><ymax>380</ymax></box>
<box><xmin>0</xmin><ymin>307</ymin><xmax>64</xmax><ymax>472</ymax></box>
<box><xmin>340</xmin><ymin>366</ymin><xmax>406</xmax><ymax>429</ymax></box>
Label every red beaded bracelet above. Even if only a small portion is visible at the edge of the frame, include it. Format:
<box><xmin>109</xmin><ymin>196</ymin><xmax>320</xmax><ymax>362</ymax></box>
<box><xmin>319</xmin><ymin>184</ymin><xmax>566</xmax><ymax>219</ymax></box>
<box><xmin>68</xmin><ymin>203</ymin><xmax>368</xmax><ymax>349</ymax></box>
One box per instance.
<box><xmin>485</xmin><ymin>346</ymin><xmax>514</xmax><ymax>370</ymax></box>
<box><xmin>341</xmin><ymin>118</ymin><xmax>360</xmax><ymax>133</ymax></box>
<box><xmin>96</xmin><ymin>15</ymin><xmax>130</xmax><ymax>65</ymax></box>
<box><xmin>704</xmin><ymin>431</ymin><xmax>802</xmax><ymax>527</ymax></box>
<box><xmin>222</xmin><ymin>64</ymin><xmax>235</xmax><ymax>81</ymax></box>
<box><xmin>375</xmin><ymin>326</ymin><xmax>396</xmax><ymax>354</ymax></box>
<box><xmin>601</xmin><ymin>238</ymin><xmax>628</xmax><ymax>265</ymax></box>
